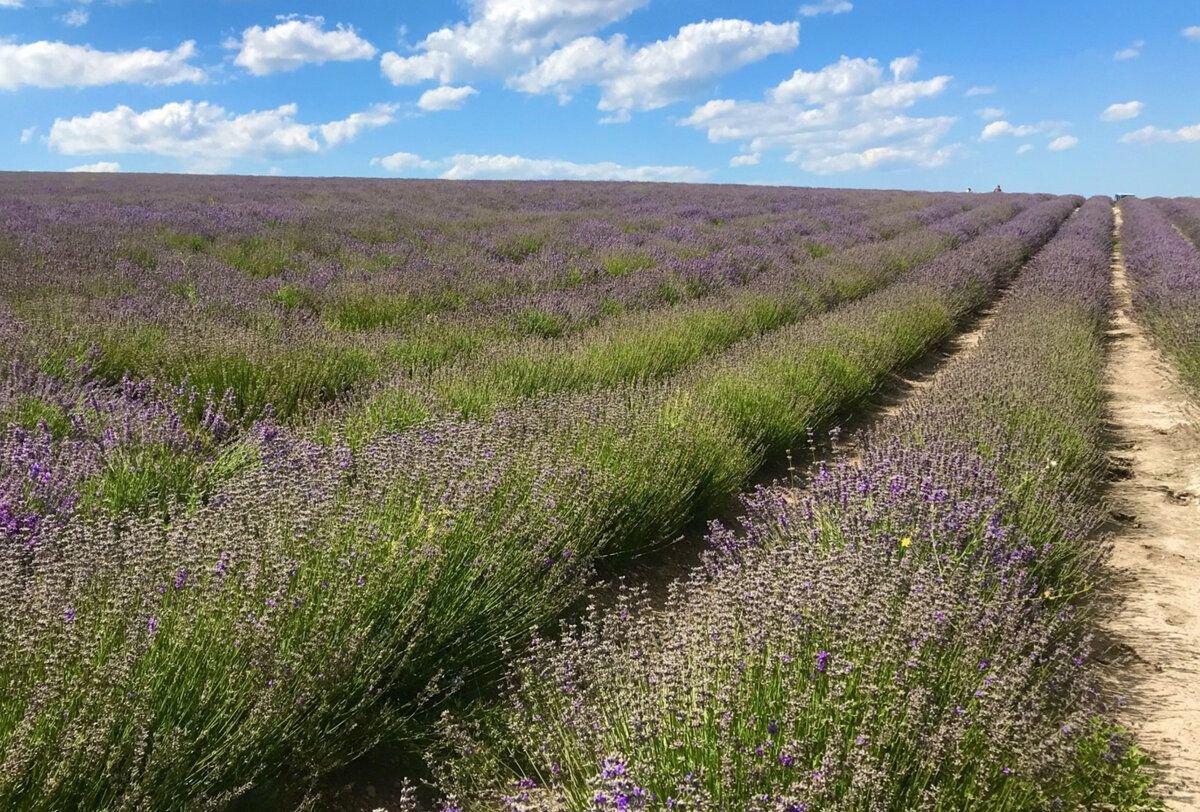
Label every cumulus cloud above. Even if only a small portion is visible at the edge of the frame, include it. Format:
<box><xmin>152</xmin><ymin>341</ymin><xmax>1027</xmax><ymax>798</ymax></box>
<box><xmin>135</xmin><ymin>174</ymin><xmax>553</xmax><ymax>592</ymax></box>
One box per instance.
<box><xmin>1016</xmin><ymin>144</ymin><xmax>1034</xmax><ymax>155</ymax></box>
<box><xmin>979</xmin><ymin>119</ymin><xmax>1068</xmax><ymax>140</ymax></box>
<box><xmin>48</xmin><ymin>100</ymin><xmax>391</xmax><ymax>171</ymax></box>
<box><xmin>417</xmin><ymin>84</ymin><xmax>478</xmax><ymax>111</ymax></box>
<box><xmin>798</xmin><ymin>0</ymin><xmax>852</xmax><ymax>17</ymax></box>
<box><xmin>730</xmin><ymin>153</ymin><xmax>760</xmax><ymax>167</ymax></box>
<box><xmin>965</xmin><ymin>85</ymin><xmax>995</xmax><ymax>97</ymax></box>
<box><xmin>440</xmin><ymin>153</ymin><xmax>707</xmax><ymax>181</ymax></box>
<box><xmin>513</xmin><ymin>19</ymin><xmax>799</xmax><ymax>119</ymax></box>
<box><xmin>1120</xmin><ymin>123</ymin><xmax>1200</xmax><ymax>144</ymax></box>
<box><xmin>0</xmin><ymin>1</ymin><xmax>24</xmax><ymax>8</ymax></box>
<box><xmin>318</xmin><ymin>103</ymin><xmax>397</xmax><ymax>146</ymax></box>
<box><xmin>1183</xmin><ymin>26</ymin><xmax>1200</xmax><ymax>41</ymax></box>
<box><xmin>1114</xmin><ymin>39</ymin><xmax>1144</xmax><ymax>60</ymax></box>
<box><xmin>371</xmin><ymin>151</ymin><xmax>440</xmax><ymax>172</ymax></box>
<box><xmin>680</xmin><ymin>54</ymin><xmax>957</xmax><ymax>174</ymax></box>
<box><xmin>66</xmin><ymin>161</ymin><xmax>120</xmax><ymax>172</ymax></box>
<box><xmin>980</xmin><ymin>120</ymin><xmax>1037</xmax><ymax>139</ymax></box>
<box><xmin>975</xmin><ymin>107</ymin><xmax>1005</xmax><ymax>120</ymax></box>
<box><xmin>0</xmin><ymin>40</ymin><xmax>205</xmax><ymax>89</ymax></box>
<box><xmin>230</xmin><ymin>15</ymin><xmax>376</xmax><ymax>75</ymax></box>
<box><xmin>19</xmin><ymin>126</ymin><xmax>36</xmax><ymax>143</ymax></box>
<box><xmin>371</xmin><ymin>150</ymin><xmax>707</xmax><ymax>182</ymax></box>
<box><xmin>381</xmin><ymin>0</ymin><xmax>648</xmax><ymax>85</ymax></box>
<box><xmin>1048</xmin><ymin>135</ymin><xmax>1078</xmax><ymax>151</ymax></box>
<box><xmin>61</xmin><ymin>8</ymin><xmax>88</xmax><ymax>27</ymax></box>
<box><xmin>1101</xmin><ymin>101</ymin><xmax>1143</xmax><ymax>122</ymax></box>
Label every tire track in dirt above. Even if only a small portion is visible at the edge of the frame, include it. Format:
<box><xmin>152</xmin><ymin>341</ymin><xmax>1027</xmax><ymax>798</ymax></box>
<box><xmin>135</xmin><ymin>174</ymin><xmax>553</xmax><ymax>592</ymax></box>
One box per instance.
<box><xmin>1099</xmin><ymin>205</ymin><xmax>1200</xmax><ymax>810</ymax></box>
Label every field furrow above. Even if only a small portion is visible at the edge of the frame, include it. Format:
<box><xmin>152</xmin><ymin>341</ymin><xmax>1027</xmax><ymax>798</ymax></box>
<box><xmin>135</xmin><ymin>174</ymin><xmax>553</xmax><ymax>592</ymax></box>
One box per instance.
<box><xmin>1100</xmin><ymin>206</ymin><xmax>1200</xmax><ymax>809</ymax></box>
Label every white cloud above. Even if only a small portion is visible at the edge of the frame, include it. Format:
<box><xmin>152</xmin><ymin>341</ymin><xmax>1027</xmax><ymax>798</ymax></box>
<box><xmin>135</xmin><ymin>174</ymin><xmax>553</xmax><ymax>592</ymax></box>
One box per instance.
<box><xmin>681</xmin><ymin>54</ymin><xmax>957</xmax><ymax>174</ymax></box>
<box><xmin>0</xmin><ymin>0</ymin><xmax>24</xmax><ymax>7</ymax></box>
<box><xmin>1114</xmin><ymin>39</ymin><xmax>1144</xmax><ymax>60</ymax></box>
<box><xmin>1183</xmin><ymin>26</ymin><xmax>1200</xmax><ymax>41</ymax></box>
<box><xmin>975</xmin><ymin>107</ymin><xmax>1005</xmax><ymax>120</ymax></box>
<box><xmin>1101</xmin><ymin>101</ymin><xmax>1143</xmax><ymax>122</ymax></box>
<box><xmin>19</xmin><ymin>125</ymin><xmax>36</xmax><ymax>143</ymax></box>
<box><xmin>1016</xmin><ymin>143</ymin><xmax>1034</xmax><ymax>155</ymax></box>
<box><xmin>799</xmin><ymin>0</ymin><xmax>852</xmax><ymax>17</ymax></box>
<box><xmin>890</xmin><ymin>55</ymin><xmax>922</xmax><ymax>82</ymax></box>
<box><xmin>979</xmin><ymin>119</ymin><xmax>1068</xmax><ymax>140</ymax></box>
<box><xmin>66</xmin><ymin>161</ymin><xmax>120</xmax><ymax>172</ymax></box>
<box><xmin>381</xmin><ymin>0</ymin><xmax>648</xmax><ymax>85</ymax></box>
<box><xmin>371</xmin><ymin>150</ymin><xmax>705</xmax><ymax>181</ymax></box>
<box><xmin>230</xmin><ymin>15</ymin><xmax>376</xmax><ymax>76</ymax></box>
<box><xmin>0</xmin><ymin>40</ymin><xmax>205</xmax><ymax>89</ymax></box>
<box><xmin>730</xmin><ymin>152</ymin><xmax>760</xmax><ymax>167</ymax></box>
<box><xmin>1048</xmin><ymin>135</ymin><xmax>1078</xmax><ymax>151</ymax></box>
<box><xmin>417</xmin><ymin>84</ymin><xmax>478</xmax><ymax>111</ymax></box>
<box><xmin>318</xmin><ymin>103</ymin><xmax>397</xmax><ymax>146</ymax></box>
<box><xmin>965</xmin><ymin>85</ymin><xmax>995</xmax><ymax>97</ymax></box>
<box><xmin>439</xmin><ymin>153</ymin><xmax>707</xmax><ymax>181</ymax></box>
<box><xmin>61</xmin><ymin>8</ymin><xmax>88</xmax><ymax>27</ymax></box>
<box><xmin>980</xmin><ymin>120</ymin><xmax>1037</xmax><ymax>139</ymax></box>
<box><xmin>1120</xmin><ymin>123</ymin><xmax>1200</xmax><ymax>144</ymax></box>
<box><xmin>371</xmin><ymin>151</ymin><xmax>440</xmax><ymax>172</ymax></box>
<box><xmin>48</xmin><ymin>100</ymin><xmax>388</xmax><ymax>171</ymax></box>
<box><xmin>513</xmin><ymin>19</ymin><xmax>799</xmax><ymax>118</ymax></box>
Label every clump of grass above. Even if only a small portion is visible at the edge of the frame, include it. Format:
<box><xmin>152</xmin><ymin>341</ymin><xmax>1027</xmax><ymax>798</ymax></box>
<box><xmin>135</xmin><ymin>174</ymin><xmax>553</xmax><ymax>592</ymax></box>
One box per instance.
<box><xmin>116</xmin><ymin>242</ymin><xmax>159</xmax><ymax>271</ymax></box>
<box><xmin>79</xmin><ymin>441</ymin><xmax>211</xmax><ymax>518</ymax></box>
<box><xmin>216</xmin><ymin>236</ymin><xmax>297</xmax><ymax>278</ymax></box>
<box><xmin>271</xmin><ymin>284</ymin><xmax>317</xmax><ymax>312</ymax></box>
<box><xmin>493</xmin><ymin>233</ymin><xmax>547</xmax><ymax>263</ymax></box>
<box><xmin>327</xmin><ymin>291</ymin><xmax>464</xmax><ymax>332</ymax></box>
<box><xmin>161</xmin><ymin>231</ymin><xmax>213</xmax><ymax>253</ymax></box>
<box><xmin>513</xmin><ymin>308</ymin><xmax>567</xmax><ymax>338</ymax></box>
<box><xmin>168</xmin><ymin>279</ymin><xmax>201</xmax><ymax>305</ymax></box>
<box><xmin>380</xmin><ymin>328</ymin><xmax>486</xmax><ymax>372</ymax></box>
<box><xmin>340</xmin><ymin>251</ymin><xmax>408</xmax><ymax>273</ymax></box>
<box><xmin>0</xmin><ymin>395</ymin><xmax>73</xmax><ymax>439</ymax></box>
<box><xmin>600</xmin><ymin>250</ymin><xmax>655</xmax><ymax>278</ymax></box>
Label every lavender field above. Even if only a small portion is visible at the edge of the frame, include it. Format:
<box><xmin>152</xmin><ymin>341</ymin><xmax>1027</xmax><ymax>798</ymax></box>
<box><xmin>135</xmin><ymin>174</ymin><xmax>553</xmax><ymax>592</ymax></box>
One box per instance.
<box><xmin>1</xmin><ymin>174</ymin><xmax>1192</xmax><ymax>810</ymax></box>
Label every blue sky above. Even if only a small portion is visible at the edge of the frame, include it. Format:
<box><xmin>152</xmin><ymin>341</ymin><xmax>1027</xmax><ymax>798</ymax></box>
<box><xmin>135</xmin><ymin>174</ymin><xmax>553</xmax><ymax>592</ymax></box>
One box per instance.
<box><xmin>2</xmin><ymin>0</ymin><xmax>1198</xmax><ymax>195</ymax></box>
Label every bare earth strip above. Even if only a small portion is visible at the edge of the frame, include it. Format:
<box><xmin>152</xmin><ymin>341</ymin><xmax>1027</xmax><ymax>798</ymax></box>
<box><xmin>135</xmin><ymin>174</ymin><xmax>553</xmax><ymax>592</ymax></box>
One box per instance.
<box><xmin>1101</xmin><ymin>206</ymin><xmax>1200</xmax><ymax>809</ymax></box>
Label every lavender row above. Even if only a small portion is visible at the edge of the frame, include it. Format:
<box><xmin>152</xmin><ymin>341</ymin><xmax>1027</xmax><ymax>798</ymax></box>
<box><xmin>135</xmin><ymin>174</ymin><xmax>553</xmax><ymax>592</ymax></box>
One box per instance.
<box><xmin>0</xmin><ymin>178</ymin><xmax>969</xmax><ymax>349</ymax></box>
<box><xmin>432</xmin><ymin>197</ymin><xmax>1158</xmax><ymax>810</ymax></box>
<box><xmin>1120</xmin><ymin>197</ymin><xmax>1200</xmax><ymax>391</ymax></box>
<box><xmin>331</xmin><ymin>198</ymin><xmax>1031</xmax><ymax>441</ymax></box>
<box><xmin>0</xmin><ymin>186</ymin><xmax>1011</xmax><ymax>576</ymax></box>
<box><xmin>1</xmin><ymin>183</ymin><xmax>1018</xmax><ymax>431</ymax></box>
<box><xmin>0</xmin><ymin>191</ymin><xmax>1022</xmax><ymax>548</ymax></box>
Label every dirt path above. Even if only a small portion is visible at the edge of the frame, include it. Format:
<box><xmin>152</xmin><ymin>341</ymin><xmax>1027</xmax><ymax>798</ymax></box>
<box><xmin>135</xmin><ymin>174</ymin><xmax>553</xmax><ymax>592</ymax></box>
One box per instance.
<box><xmin>1100</xmin><ymin>206</ymin><xmax>1200</xmax><ymax>809</ymax></box>
<box><xmin>843</xmin><ymin>295</ymin><xmax>1001</xmax><ymax>442</ymax></box>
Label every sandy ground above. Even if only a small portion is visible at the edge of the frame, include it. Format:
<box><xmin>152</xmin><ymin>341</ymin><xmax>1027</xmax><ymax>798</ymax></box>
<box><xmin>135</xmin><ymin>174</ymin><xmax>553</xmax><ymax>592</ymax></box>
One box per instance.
<box><xmin>1100</xmin><ymin>206</ymin><xmax>1200</xmax><ymax>809</ymax></box>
